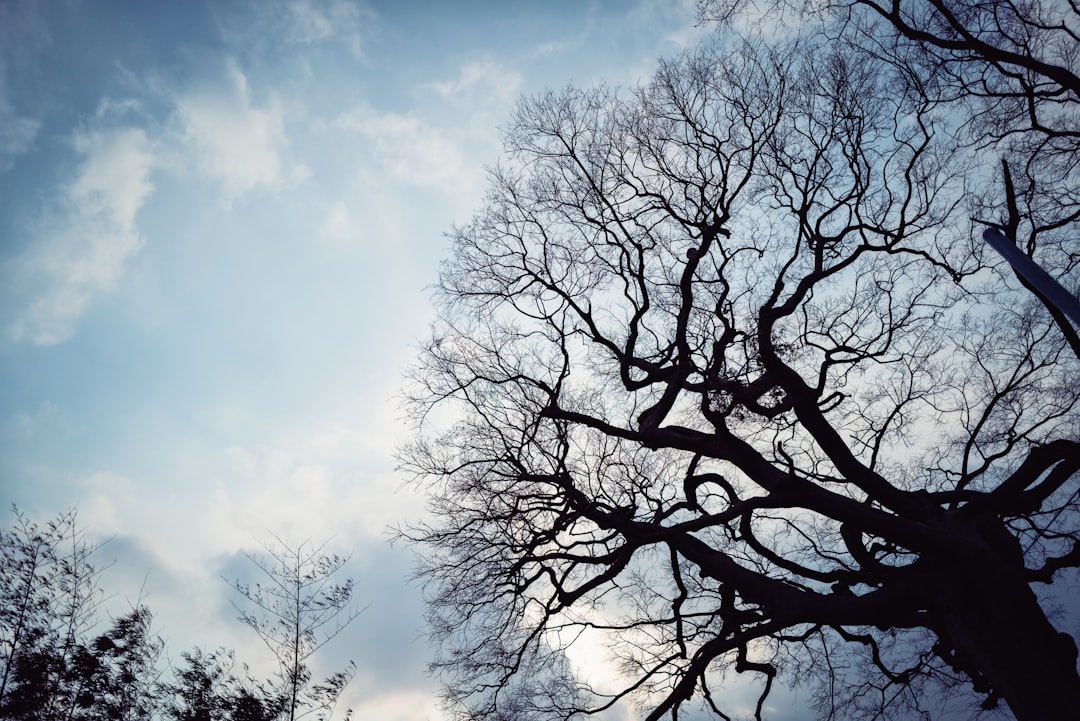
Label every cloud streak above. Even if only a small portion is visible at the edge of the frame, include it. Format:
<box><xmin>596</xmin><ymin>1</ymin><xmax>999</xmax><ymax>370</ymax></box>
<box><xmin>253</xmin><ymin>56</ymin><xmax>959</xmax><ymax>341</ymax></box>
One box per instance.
<box><xmin>9</xmin><ymin>127</ymin><xmax>155</xmax><ymax>345</ymax></box>
<box><xmin>426</xmin><ymin>59</ymin><xmax>522</xmax><ymax>106</ymax></box>
<box><xmin>0</xmin><ymin>0</ymin><xmax>49</xmax><ymax>173</ymax></box>
<box><xmin>0</xmin><ymin>88</ymin><xmax>39</xmax><ymax>173</ymax></box>
<box><xmin>284</xmin><ymin>0</ymin><xmax>365</xmax><ymax>49</ymax></box>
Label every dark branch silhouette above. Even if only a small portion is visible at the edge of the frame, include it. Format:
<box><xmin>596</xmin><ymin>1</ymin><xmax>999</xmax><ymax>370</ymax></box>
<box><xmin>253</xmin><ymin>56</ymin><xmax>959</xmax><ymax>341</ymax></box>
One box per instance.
<box><xmin>402</xmin><ymin>9</ymin><xmax>1080</xmax><ymax>721</ymax></box>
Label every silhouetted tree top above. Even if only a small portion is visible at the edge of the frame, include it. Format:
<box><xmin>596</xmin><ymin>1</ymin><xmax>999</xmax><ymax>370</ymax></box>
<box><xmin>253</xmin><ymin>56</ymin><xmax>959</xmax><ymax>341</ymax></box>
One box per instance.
<box><xmin>402</xmin><ymin>6</ymin><xmax>1079</xmax><ymax>721</ymax></box>
<box><xmin>227</xmin><ymin>534</ymin><xmax>363</xmax><ymax>721</ymax></box>
<box><xmin>0</xmin><ymin>506</ymin><xmax>108</xmax><ymax>721</ymax></box>
<box><xmin>699</xmin><ymin>0</ymin><xmax>1080</xmax><ymax>349</ymax></box>
<box><xmin>1</xmin><ymin>508</ymin><xmax>357</xmax><ymax>721</ymax></box>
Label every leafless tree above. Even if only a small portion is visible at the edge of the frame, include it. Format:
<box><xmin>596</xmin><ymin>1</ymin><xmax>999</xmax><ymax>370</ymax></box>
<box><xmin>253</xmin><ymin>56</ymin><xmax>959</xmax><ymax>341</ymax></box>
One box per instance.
<box><xmin>228</xmin><ymin>535</ymin><xmax>365</xmax><ymax>721</ymax></box>
<box><xmin>401</xmin><ymin>13</ymin><xmax>1079</xmax><ymax>721</ymax></box>
<box><xmin>700</xmin><ymin>0</ymin><xmax>1080</xmax><ymax>352</ymax></box>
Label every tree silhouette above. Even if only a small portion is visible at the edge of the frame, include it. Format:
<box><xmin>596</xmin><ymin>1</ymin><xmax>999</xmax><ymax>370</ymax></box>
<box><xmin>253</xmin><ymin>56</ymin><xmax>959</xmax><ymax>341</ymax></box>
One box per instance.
<box><xmin>77</xmin><ymin>605</ymin><xmax>165</xmax><ymax>721</ymax></box>
<box><xmin>402</xmin><ymin>9</ymin><xmax>1079</xmax><ymax>721</ymax></box>
<box><xmin>227</xmin><ymin>535</ymin><xmax>364</xmax><ymax>721</ymax></box>
<box><xmin>701</xmin><ymin>0</ymin><xmax>1080</xmax><ymax>355</ymax></box>
<box><xmin>0</xmin><ymin>506</ymin><xmax>107</xmax><ymax>721</ymax></box>
<box><xmin>162</xmin><ymin>647</ymin><xmax>285</xmax><ymax>721</ymax></box>
<box><xmin>1</xmin><ymin>509</ymin><xmax>360</xmax><ymax>721</ymax></box>
<box><xmin>162</xmin><ymin>647</ymin><xmax>235</xmax><ymax>721</ymax></box>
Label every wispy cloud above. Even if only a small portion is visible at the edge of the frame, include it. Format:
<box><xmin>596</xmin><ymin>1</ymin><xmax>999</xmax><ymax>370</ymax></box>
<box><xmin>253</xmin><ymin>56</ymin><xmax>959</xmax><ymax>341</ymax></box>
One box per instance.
<box><xmin>213</xmin><ymin>418</ymin><xmax>422</xmax><ymax>544</ymax></box>
<box><xmin>426</xmin><ymin>59</ymin><xmax>522</xmax><ymax>107</ymax></box>
<box><xmin>336</xmin><ymin>105</ymin><xmax>468</xmax><ymax>189</ymax></box>
<box><xmin>9</xmin><ymin>127</ymin><xmax>155</xmax><ymax>345</ymax></box>
<box><xmin>0</xmin><ymin>0</ymin><xmax>50</xmax><ymax>172</ymax></box>
<box><xmin>177</xmin><ymin>60</ymin><xmax>293</xmax><ymax>202</ymax></box>
<box><xmin>0</xmin><ymin>83</ymin><xmax>39</xmax><ymax>172</ymax></box>
<box><xmin>215</xmin><ymin>0</ymin><xmax>369</xmax><ymax>61</ymax></box>
<box><xmin>631</xmin><ymin>0</ymin><xmax>706</xmax><ymax>49</ymax></box>
<box><xmin>285</xmin><ymin>0</ymin><xmax>365</xmax><ymax>50</ymax></box>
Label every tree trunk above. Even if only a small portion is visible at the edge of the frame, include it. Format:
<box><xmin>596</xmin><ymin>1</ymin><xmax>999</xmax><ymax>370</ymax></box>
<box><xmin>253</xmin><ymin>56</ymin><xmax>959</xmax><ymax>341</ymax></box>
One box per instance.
<box><xmin>933</xmin><ymin>515</ymin><xmax>1080</xmax><ymax>720</ymax></box>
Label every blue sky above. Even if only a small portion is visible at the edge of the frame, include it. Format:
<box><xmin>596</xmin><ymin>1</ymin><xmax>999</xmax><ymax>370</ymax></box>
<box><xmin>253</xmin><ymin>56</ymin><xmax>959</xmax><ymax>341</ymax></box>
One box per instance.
<box><xmin>0</xmin><ymin>1</ymin><xmax>791</xmax><ymax>719</ymax></box>
<box><xmin>0</xmin><ymin>3</ymin><xmax>1027</xmax><ymax>720</ymax></box>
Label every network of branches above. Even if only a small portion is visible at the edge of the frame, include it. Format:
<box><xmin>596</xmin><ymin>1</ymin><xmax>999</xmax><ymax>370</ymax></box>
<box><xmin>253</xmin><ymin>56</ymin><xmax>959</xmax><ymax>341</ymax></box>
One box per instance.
<box><xmin>228</xmin><ymin>534</ymin><xmax>366</xmax><ymax>721</ymax></box>
<box><xmin>0</xmin><ymin>507</ymin><xmax>359</xmax><ymax>721</ymax></box>
<box><xmin>401</xmin><ymin>2</ymin><xmax>1080</xmax><ymax>720</ymax></box>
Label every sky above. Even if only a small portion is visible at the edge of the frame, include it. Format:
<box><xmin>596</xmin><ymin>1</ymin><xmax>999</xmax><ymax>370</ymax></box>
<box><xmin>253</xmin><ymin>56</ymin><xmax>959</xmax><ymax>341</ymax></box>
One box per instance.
<box><xmin>0</xmin><ymin>2</ymin><xmax>1044</xmax><ymax>720</ymax></box>
<box><xmin>0</xmin><ymin>1</ymin><xmax>788</xmax><ymax>719</ymax></box>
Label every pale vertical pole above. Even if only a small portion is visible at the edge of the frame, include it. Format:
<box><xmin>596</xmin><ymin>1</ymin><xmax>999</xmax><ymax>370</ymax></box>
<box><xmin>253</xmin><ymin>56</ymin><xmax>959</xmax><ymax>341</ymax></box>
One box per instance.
<box><xmin>983</xmin><ymin>227</ymin><xmax>1080</xmax><ymax>329</ymax></box>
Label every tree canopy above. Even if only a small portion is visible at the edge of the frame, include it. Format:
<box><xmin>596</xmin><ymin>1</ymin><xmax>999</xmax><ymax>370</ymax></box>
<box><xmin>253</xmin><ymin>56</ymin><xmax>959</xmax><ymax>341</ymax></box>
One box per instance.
<box><xmin>402</xmin><ymin>2</ymin><xmax>1080</xmax><ymax>720</ymax></box>
<box><xmin>0</xmin><ymin>508</ymin><xmax>358</xmax><ymax>721</ymax></box>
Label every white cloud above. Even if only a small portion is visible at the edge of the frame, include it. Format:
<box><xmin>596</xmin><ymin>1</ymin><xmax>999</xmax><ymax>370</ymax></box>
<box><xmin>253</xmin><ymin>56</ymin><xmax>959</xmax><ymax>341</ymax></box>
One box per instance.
<box><xmin>336</xmin><ymin>105</ymin><xmax>468</xmax><ymax>189</ymax></box>
<box><xmin>157</xmin><ymin>392</ymin><xmax>423</xmax><ymax>554</ymax></box>
<box><xmin>218</xmin><ymin>0</ymin><xmax>368</xmax><ymax>58</ymax></box>
<box><xmin>285</xmin><ymin>0</ymin><xmax>363</xmax><ymax>47</ymax></box>
<box><xmin>213</xmin><ymin>438</ymin><xmax>423</xmax><ymax>544</ymax></box>
<box><xmin>177</xmin><ymin>60</ymin><xmax>292</xmax><ymax>202</ymax></box>
<box><xmin>0</xmin><ymin>88</ymin><xmax>38</xmax><ymax>172</ymax></box>
<box><xmin>9</xmin><ymin>126</ymin><xmax>155</xmax><ymax>345</ymax></box>
<box><xmin>344</xmin><ymin>689</ymin><xmax>447</xmax><ymax>721</ymax></box>
<box><xmin>94</xmin><ymin>96</ymin><xmax>144</xmax><ymax>121</ymax></box>
<box><xmin>287</xmin><ymin>0</ymin><xmax>339</xmax><ymax>43</ymax></box>
<box><xmin>78</xmin><ymin>470</ymin><xmax>137</xmax><ymax>534</ymax></box>
<box><xmin>632</xmin><ymin>0</ymin><xmax>706</xmax><ymax>49</ymax></box>
<box><xmin>70</xmin><ymin>128</ymin><xmax>155</xmax><ymax>226</ymax></box>
<box><xmin>426</xmin><ymin>59</ymin><xmax>522</xmax><ymax>107</ymax></box>
<box><xmin>426</xmin><ymin>59</ymin><xmax>524</xmax><ymax>145</ymax></box>
<box><xmin>532</xmin><ymin>41</ymin><xmax>570</xmax><ymax>58</ymax></box>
